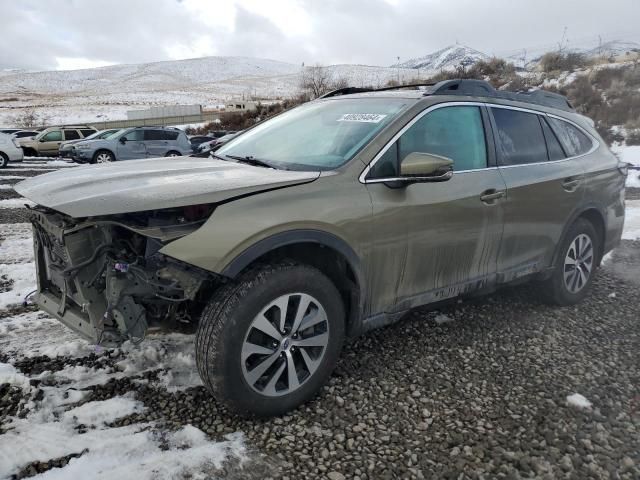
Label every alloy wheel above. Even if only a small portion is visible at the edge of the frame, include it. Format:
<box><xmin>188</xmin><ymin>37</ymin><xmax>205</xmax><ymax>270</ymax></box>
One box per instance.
<box><xmin>241</xmin><ymin>293</ymin><xmax>330</xmax><ymax>397</ymax></box>
<box><xmin>96</xmin><ymin>153</ymin><xmax>112</xmax><ymax>163</ymax></box>
<box><xmin>563</xmin><ymin>233</ymin><xmax>594</xmax><ymax>294</ymax></box>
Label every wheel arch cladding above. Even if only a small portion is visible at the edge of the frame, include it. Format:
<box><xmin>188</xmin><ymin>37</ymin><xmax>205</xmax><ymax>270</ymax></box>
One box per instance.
<box><xmin>221</xmin><ymin>229</ymin><xmax>365</xmax><ymax>337</ymax></box>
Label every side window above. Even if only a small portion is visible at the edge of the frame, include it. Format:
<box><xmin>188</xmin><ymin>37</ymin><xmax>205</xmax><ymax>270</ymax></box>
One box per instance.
<box><xmin>41</xmin><ymin>131</ymin><xmax>62</xmax><ymax>142</ymax></box>
<box><xmin>547</xmin><ymin>117</ymin><xmax>593</xmax><ymax>157</ymax></box>
<box><xmin>540</xmin><ymin>117</ymin><xmax>566</xmax><ymax>161</ymax></box>
<box><xmin>123</xmin><ymin>130</ymin><xmax>144</xmax><ymax>141</ymax></box>
<box><xmin>398</xmin><ymin>106</ymin><xmax>487</xmax><ymax>172</ymax></box>
<box><xmin>492</xmin><ymin>108</ymin><xmax>547</xmax><ymax>165</ymax></box>
<box><xmin>63</xmin><ymin>129</ymin><xmax>81</xmax><ymax>140</ymax></box>
<box><xmin>80</xmin><ymin>129</ymin><xmax>95</xmax><ymax>137</ymax></box>
<box><xmin>163</xmin><ymin>131</ymin><xmax>179</xmax><ymax>141</ymax></box>
<box><xmin>143</xmin><ymin>130</ymin><xmax>164</xmax><ymax>141</ymax></box>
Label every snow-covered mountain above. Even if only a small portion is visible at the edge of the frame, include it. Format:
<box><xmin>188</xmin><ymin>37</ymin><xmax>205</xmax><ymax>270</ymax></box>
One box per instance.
<box><xmin>579</xmin><ymin>40</ymin><xmax>640</xmax><ymax>59</ymax></box>
<box><xmin>395</xmin><ymin>45</ymin><xmax>490</xmax><ymax>70</ymax></box>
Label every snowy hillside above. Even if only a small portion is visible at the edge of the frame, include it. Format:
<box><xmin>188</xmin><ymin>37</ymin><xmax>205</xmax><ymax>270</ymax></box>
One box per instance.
<box><xmin>0</xmin><ymin>56</ymin><xmax>419</xmax><ymax>125</ymax></box>
<box><xmin>395</xmin><ymin>45</ymin><xmax>489</xmax><ymax>70</ymax></box>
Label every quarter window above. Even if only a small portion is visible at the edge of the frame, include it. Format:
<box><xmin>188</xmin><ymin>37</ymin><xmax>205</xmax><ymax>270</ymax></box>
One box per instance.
<box><xmin>540</xmin><ymin>117</ymin><xmax>566</xmax><ymax>161</ymax></box>
<box><xmin>41</xmin><ymin>131</ymin><xmax>62</xmax><ymax>142</ymax></box>
<box><xmin>63</xmin><ymin>130</ymin><xmax>81</xmax><ymax>140</ymax></box>
<box><xmin>163</xmin><ymin>131</ymin><xmax>179</xmax><ymax>141</ymax></box>
<box><xmin>492</xmin><ymin>108</ymin><xmax>547</xmax><ymax>165</ymax></box>
<box><xmin>547</xmin><ymin>117</ymin><xmax>593</xmax><ymax>157</ymax></box>
<box><xmin>80</xmin><ymin>129</ymin><xmax>95</xmax><ymax>136</ymax></box>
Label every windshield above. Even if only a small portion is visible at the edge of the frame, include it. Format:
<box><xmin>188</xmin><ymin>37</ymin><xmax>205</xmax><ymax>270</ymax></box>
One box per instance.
<box><xmin>216</xmin><ymin>98</ymin><xmax>408</xmax><ymax>170</ymax></box>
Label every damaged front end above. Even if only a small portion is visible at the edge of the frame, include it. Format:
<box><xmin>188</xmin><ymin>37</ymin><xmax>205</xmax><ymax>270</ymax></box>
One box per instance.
<box><xmin>29</xmin><ymin>205</ymin><xmax>220</xmax><ymax>347</ymax></box>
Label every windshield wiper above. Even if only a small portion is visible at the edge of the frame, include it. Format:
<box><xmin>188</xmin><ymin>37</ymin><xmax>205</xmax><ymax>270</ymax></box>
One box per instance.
<box><xmin>224</xmin><ymin>154</ymin><xmax>275</xmax><ymax>169</ymax></box>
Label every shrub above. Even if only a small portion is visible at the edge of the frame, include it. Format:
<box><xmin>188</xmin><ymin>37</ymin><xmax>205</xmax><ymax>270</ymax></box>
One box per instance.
<box><xmin>626</xmin><ymin>129</ymin><xmax>640</xmax><ymax>146</ymax></box>
<box><xmin>540</xmin><ymin>52</ymin><xmax>588</xmax><ymax>72</ymax></box>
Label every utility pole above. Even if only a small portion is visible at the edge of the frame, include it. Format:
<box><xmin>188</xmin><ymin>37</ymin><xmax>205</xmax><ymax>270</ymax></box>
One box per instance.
<box><xmin>397</xmin><ymin>56</ymin><xmax>400</xmax><ymax>84</ymax></box>
<box><xmin>598</xmin><ymin>35</ymin><xmax>602</xmax><ymax>57</ymax></box>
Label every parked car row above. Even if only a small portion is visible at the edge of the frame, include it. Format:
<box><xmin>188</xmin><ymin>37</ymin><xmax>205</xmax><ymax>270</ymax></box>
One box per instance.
<box><xmin>1</xmin><ymin>123</ymin><xmax>239</xmax><ymax>166</ymax></box>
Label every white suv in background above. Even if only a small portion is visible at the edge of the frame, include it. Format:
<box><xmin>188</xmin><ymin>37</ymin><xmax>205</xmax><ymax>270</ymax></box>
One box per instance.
<box><xmin>0</xmin><ymin>132</ymin><xmax>24</xmax><ymax>168</ymax></box>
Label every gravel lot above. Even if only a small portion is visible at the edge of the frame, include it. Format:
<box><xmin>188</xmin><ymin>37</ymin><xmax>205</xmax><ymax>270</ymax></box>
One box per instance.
<box><xmin>1</xmin><ymin>161</ymin><xmax>638</xmax><ymax>479</ymax></box>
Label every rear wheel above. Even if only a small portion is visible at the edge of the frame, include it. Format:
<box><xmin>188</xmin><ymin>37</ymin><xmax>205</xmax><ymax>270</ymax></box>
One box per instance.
<box><xmin>0</xmin><ymin>152</ymin><xmax>8</xmax><ymax>168</ymax></box>
<box><xmin>195</xmin><ymin>263</ymin><xmax>345</xmax><ymax>416</ymax></box>
<box><xmin>542</xmin><ymin>218</ymin><xmax>599</xmax><ymax>306</ymax></box>
<box><xmin>165</xmin><ymin>151</ymin><xmax>181</xmax><ymax>157</ymax></box>
<box><xmin>92</xmin><ymin>150</ymin><xmax>114</xmax><ymax>164</ymax></box>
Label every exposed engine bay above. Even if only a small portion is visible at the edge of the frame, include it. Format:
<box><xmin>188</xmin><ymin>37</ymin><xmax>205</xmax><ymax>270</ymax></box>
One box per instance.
<box><xmin>29</xmin><ymin>205</ymin><xmax>220</xmax><ymax>347</ymax></box>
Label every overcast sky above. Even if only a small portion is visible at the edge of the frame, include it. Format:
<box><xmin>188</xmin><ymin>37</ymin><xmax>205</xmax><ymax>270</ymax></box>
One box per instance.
<box><xmin>1</xmin><ymin>0</ymin><xmax>639</xmax><ymax>71</ymax></box>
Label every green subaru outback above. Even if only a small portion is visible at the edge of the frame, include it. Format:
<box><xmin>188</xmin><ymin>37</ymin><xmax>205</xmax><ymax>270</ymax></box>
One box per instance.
<box><xmin>16</xmin><ymin>80</ymin><xmax>627</xmax><ymax>416</ymax></box>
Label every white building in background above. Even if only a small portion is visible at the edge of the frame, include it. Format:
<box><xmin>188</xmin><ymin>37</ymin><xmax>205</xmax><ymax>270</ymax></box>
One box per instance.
<box><xmin>126</xmin><ymin>105</ymin><xmax>203</xmax><ymax>120</ymax></box>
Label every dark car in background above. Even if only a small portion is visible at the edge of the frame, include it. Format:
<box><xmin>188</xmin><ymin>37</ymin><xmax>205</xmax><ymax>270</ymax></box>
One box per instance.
<box><xmin>189</xmin><ymin>135</ymin><xmax>216</xmax><ymax>152</ymax></box>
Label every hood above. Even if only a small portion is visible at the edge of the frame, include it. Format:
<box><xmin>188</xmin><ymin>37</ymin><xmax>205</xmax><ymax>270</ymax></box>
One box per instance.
<box><xmin>15</xmin><ymin>156</ymin><xmax>320</xmax><ymax>217</ymax></box>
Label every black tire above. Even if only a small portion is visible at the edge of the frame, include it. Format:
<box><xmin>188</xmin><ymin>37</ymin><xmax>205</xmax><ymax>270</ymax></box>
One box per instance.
<box><xmin>165</xmin><ymin>151</ymin><xmax>181</xmax><ymax>157</ymax></box>
<box><xmin>196</xmin><ymin>263</ymin><xmax>345</xmax><ymax>417</ymax></box>
<box><xmin>0</xmin><ymin>152</ymin><xmax>8</xmax><ymax>168</ymax></box>
<box><xmin>92</xmin><ymin>150</ymin><xmax>115</xmax><ymax>164</ymax></box>
<box><xmin>542</xmin><ymin>218</ymin><xmax>600</xmax><ymax>306</ymax></box>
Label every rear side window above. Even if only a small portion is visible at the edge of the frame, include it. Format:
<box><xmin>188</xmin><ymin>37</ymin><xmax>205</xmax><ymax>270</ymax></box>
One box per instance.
<box><xmin>63</xmin><ymin>130</ymin><xmax>81</xmax><ymax>140</ymax></box>
<box><xmin>547</xmin><ymin>117</ymin><xmax>593</xmax><ymax>157</ymax></box>
<box><xmin>540</xmin><ymin>117</ymin><xmax>566</xmax><ymax>161</ymax></box>
<box><xmin>143</xmin><ymin>130</ymin><xmax>165</xmax><ymax>141</ymax></box>
<box><xmin>80</xmin><ymin>129</ymin><xmax>95</xmax><ymax>137</ymax></box>
<box><xmin>492</xmin><ymin>108</ymin><xmax>547</xmax><ymax>165</ymax></box>
<box><xmin>163</xmin><ymin>131</ymin><xmax>179</xmax><ymax>141</ymax></box>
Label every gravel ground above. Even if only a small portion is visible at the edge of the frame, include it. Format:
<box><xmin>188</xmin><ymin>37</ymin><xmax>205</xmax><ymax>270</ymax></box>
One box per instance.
<box><xmin>1</xmin><ymin>163</ymin><xmax>639</xmax><ymax>479</ymax></box>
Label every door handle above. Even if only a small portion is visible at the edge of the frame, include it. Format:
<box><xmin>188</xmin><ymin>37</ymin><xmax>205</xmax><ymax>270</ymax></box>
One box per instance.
<box><xmin>562</xmin><ymin>177</ymin><xmax>581</xmax><ymax>192</ymax></box>
<box><xmin>480</xmin><ymin>189</ymin><xmax>505</xmax><ymax>204</ymax></box>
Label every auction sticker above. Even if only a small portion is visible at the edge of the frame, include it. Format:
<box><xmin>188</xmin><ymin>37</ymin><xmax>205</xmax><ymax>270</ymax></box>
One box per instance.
<box><xmin>337</xmin><ymin>113</ymin><xmax>387</xmax><ymax>123</ymax></box>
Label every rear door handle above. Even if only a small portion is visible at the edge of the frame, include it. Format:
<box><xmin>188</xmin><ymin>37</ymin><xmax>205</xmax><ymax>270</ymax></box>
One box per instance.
<box><xmin>480</xmin><ymin>189</ymin><xmax>505</xmax><ymax>204</ymax></box>
<box><xmin>562</xmin><ymin>177</ymin><xmax>581</xmax><ymax>192</ymax></box>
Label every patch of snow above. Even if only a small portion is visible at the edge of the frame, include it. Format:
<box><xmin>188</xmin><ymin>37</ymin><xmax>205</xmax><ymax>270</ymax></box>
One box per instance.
<box><xmin>612</xmin><ymin>144</ymin><xmax>640</xmax><ymax>167</ymax></box>
<box><xmin>566</xmin><ymin>393</ymin><xmax>592</xmax><ymax>409</ymax></box>
<box><xmin>45</xmin><ymin>160</ymin><xmax>79</xmax><ymax>168</ymax></box>
<box><xmin>0</xmin><ymin>184</ymin><xmax>15</xmax><ymax>190</ymax></box>
<box><xmin>0</xmin><ymin>262</ymin><xmax>35</xmax><ymax>309</ymax></box>
<box><xmin>0</xmin><ymin>198</ymin><xmax>35</xmax><ymax>209</ymax></box>
<box><xmin>0</xmin><ymin>362</ymin><xmax>32</xmax><ymax>392</ymax></box>
<box><xmin>623</xmin><ymin>199</ymin><xmax>640</xmax><ymax>240</ymax></box>
<box><xmin>62</xmin><ymin>396</ymin><xmax>145</xmax><ymax>427</ymax></box>
<box><xmin>0</xmin><ymin>175</ymin><xmax>27</xmax><ymax>180</ymax></box>
<box><xmin>608</xmin><ymin>292</ymin><xmax>616</xmax><ymax>298</ymax></box>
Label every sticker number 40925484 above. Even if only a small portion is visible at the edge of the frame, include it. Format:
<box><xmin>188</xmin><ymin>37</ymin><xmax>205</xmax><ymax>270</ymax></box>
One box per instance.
<box><xmin>337</xmin><ymin>113</ymin><xmax>387</xmax><ymax>123</ymax></box>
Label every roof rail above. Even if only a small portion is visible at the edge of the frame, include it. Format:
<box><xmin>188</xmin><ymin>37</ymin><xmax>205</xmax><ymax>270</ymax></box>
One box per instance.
<box><xmin>319</xmin><ymin>87</ymin><xmax>373</xmax><ymax>98</ymax></box>
<box><xmin>319</xmin><ymin>79</ymin><xmax>574</xmax><ymax>112</ymax></box>
<box><xmin>424</xmin><ymin>79</ymin><xmax>574</xmax><ymax>112</ymax></box>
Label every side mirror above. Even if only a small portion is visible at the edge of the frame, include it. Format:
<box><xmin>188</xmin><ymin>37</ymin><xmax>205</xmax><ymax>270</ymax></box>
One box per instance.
<box><xmin>119</xmin><ymin>137</ymin><xmax>127</xmax><ymax>144</ymax></box>
<box><xmin>398</xmin><ymin>152</ymin><xmax>454</xmax><ymax>182</ymax></box>
<box><xmin>39</xmin><ymin>138</ymin><xmax>45</xmax><ymax>143</ymax></box>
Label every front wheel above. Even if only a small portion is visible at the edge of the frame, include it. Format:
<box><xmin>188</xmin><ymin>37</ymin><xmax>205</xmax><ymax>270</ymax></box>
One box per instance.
<box><xmin>542</xmin><ymin>218</ymin><xmax>599</xmax><ymax>306</ymax></box>
<box><xmin>196</xmin><ymin>263</ymin><xmax>345</xmax><ymax>416</ymax></box>
<box><xmin>92</xmin><ymin>150</ymin><xmax>114</xmax><ymax>164</ymax></box>
<box><xmin>0</xmin><ymin>153</ymin><xmax>8</xmax><ymax>168</ymax></box>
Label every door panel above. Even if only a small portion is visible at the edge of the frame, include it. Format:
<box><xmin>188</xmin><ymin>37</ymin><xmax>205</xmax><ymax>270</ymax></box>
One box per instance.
<box><xmin>116</xmin><ymin>130</ymin><xmax>146</xmax><ymax>160</ymax></box>
<box><xmin>366</xmin><ymin>171</ymin><xmax>506</xmax><ymax>313</ymax></box>
<box><xmin>497</xmin><ymin>161</ymin><xmax>585</xmax><ymax>280</ymax></box>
